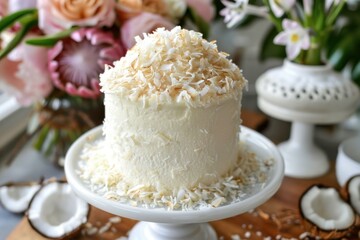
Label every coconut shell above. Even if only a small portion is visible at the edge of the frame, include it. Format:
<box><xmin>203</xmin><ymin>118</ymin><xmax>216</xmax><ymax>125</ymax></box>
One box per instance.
<box><xmin>299</xmin><ymin>184</ymin><xmax>356</xmax><ymax>239</ymax></box>
<box><xmin>0</xmin><ymin>179</ymin><xmax>43</xmax><ymax>213</ymax></box>
<box><xmin>341</xmin><ymin>174</ymin><xmax>360</xmax><ymax>214</ymax></box>
<box><xmin>26</xmin><ymin>179</ymin><xmax>90</xmax><ymax>240</ymax></box>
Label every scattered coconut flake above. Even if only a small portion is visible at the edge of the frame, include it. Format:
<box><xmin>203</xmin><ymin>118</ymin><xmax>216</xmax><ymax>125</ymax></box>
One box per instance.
<box><xmin>100</xmin><ymin>27</ymin><xmax>246</xmax><ymax>108</ymax></box>
<box><xmin>211</xmin><ymin>197</ymin><xmax>226</xmax><ymax>207</ymax></box>
<box><xmin>78</xmin><ymin>137</ymin><xmax>273</xmax><ymax>211</ymax></box>
<box><xmin>109</xmin><ymin>216</ymin><xmax>121</xmax><ymax>223</ymax></box>
<box><xmin>115</xmin><ymin>237</ymin><xmax>128</xmax><ymax>240</ymax></box>
<box><xmin>299</xmin><ymin>232</ymin><xmax>310</xmax><ymax>239</ymax></box>
<box><xmin>244</xmin><ymin>231</ymin><xmax>251</xmax><ymax>238</ymax></box>
<box><xmin>86</xmin><ymin>227</ymin><xmax>98</xmax><ymax>236</ymax></box>
<box><xmin>231</xmin><ymin>234</ymin><xmax>241</xmax><ymax>240</ymax></box>
<box><xmin>98</xmin><ymin>222</ymin><xmax>111</xmax><ymax>234</ymax></box>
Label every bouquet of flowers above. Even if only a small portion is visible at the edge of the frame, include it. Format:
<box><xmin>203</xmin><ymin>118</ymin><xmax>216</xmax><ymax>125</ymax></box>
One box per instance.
<box><xmin>220</xmin><ymin>0</ymin><xmax>346</xmax><ymax>66</ymax></box>
<box><xmin>0</xmin><ymin>0</ymin><xmax>215</xmax><ymax>165</ymax></box>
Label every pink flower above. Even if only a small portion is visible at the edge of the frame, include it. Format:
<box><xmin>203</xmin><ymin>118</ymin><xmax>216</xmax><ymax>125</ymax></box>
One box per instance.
<box><xmin>48</xmin><ymin>28</ymin><xmax>125</xmax><ymax>98</ymax></box>
<box><xmin>186</xmin><ymin>0</ymin><xmax>215</xmax><ymax>22</ymax></box>
<box><xmin>0</xmin><ymin>45</ymin><xmax>53</xmax><ymax>106</ymax></box>
<box><xmin>8</xmin><ymin>0</ymin><xmax>37</xmax><ymax>13</ymax></box>
<box><xmin>37</xmin><ymin>0</ymin><xmax>116</xmax><ymax>34</ymax></box>
<box><xmin>0</xmin><ymin>0</ymin><xmax>37</xmax><ymax>17</ymax></box>
<box><xmin>0</xmin><ymin>1</ymin><xmax>8</xmax><ymax>17</ymax></box>
<box><xmin>121</xmin><ymin>12</ymin><xmax>175</xmax><ymax>49</ymax></box>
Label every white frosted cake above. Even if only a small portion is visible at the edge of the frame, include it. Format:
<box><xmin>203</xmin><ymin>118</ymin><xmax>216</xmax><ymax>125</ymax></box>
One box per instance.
<box><xmin>97</xmin><ymin>27</ymin><xmax>246</xmax><ymax>194</ymax></box>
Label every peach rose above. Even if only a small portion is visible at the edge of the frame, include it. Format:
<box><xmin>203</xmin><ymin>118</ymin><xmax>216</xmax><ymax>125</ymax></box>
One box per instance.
<box><xmin>38</xmin><ymin>0</ymin><xmax>116</xmax><ymax>34</ymax></box>
<box><xmin>121</xmin><ymin>12</ymin><xmax>175</xmax><ymax>49</ymax></box>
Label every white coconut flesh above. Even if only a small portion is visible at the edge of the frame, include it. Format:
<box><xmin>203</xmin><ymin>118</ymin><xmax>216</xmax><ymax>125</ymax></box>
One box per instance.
<box><xmin>28</xmin><ymin>182</ymin><xmax>89</xmax><ymax>238</ymax></box>
<box><xmin>0</xmin><ymin>184</ymin><xmax>41</xmax><ymax>213</ymax></box>
<box><xmin>301</xmin><ymin>186</ymin><xmax>355</xmax><ymax>230</ymax></box>
<box><xmin>348</xmin><ymin>176</ymin><xmax>360</xmax><ymax>214</ymax></box>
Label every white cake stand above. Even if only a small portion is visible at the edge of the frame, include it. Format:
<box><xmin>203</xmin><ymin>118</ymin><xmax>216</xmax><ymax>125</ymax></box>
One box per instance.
<box><xmin>65</xmin><ymin>126</ymin><xmax>284</xmax><ymax>240</ymax></box>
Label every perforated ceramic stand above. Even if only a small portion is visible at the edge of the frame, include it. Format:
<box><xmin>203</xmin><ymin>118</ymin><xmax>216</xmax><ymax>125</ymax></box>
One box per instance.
<box><xmin>256</xmin><ymin>61</ymin><xmax>360</xmax><ymax>178</ymax></box>
<box><xmin>65</xmin><ymin>126</ymin><xmax>284</xmax><ymax>240</ymax></box>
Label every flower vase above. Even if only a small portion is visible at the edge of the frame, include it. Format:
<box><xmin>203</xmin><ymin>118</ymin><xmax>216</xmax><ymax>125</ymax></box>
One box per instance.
<box><xmin>256</xmin><ymin>60</ymin><xmax>360</xmax><ymax>178</ymax></box>
<box><xmin>32</xmin><ymin>93</ymin><xmax>104</xmax><ymax>166</ymax></box>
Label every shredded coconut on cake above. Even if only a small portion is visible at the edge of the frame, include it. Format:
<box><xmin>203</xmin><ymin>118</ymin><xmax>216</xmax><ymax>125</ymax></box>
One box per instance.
<box><xmin>100</xmin><ymin>27</ymin><xmax>246</xmax><ymax>107</ymax></box>
<box><xmin>78</xmin><ymin>139</ymin><xmax>273</xmax><ymax>210</ymax></box>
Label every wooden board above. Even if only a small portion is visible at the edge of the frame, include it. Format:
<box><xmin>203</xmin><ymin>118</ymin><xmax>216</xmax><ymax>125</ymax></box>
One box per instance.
<box><xmin>10</xmin><ymin>163</ymin><xmax>360</xmax><ymax>239</ymax></box>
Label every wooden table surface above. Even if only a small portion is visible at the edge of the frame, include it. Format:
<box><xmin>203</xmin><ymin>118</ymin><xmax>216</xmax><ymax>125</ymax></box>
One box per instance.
<box><xmin>10</xmin><ymin>164</ymin><xmax>359</xmax><ymax>240</ymax></box>
<box><xmin>7</xmin><ymin>110</ymin><xmax>359</xmax><ymax>240</ymax></box>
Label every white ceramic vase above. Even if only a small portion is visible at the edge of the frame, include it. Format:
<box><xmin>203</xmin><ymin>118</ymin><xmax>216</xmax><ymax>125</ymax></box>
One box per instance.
<box><xmin>256</xmin><ymin>60</ymin><xmax>360</xmax><ymax>178</ymax></box>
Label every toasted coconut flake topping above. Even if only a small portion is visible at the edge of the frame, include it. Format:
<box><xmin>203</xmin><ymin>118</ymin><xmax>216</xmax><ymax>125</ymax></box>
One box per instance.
<box><xmin>100</xmin><ymin>27</ymin><xmax>246</xmax><ymax>107</ymax></box>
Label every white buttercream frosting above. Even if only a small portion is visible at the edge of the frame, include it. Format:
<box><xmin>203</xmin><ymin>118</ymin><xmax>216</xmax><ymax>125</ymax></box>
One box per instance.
<box><xmin>103</xmin><ymin>95</ymin><xmax>241</xmax><ymax>191</ymax></box>
<box><xmin>95</xmin><ymin>27</ymin><xmax>247</xmax><ymax>195</ymax></box>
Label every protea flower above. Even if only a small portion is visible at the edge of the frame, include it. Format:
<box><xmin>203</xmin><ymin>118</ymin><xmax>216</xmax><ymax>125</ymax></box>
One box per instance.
<box><xmin>48</xmin><ymin>28</ymin><xmax>124</xmax><ymax>98</ymax></box>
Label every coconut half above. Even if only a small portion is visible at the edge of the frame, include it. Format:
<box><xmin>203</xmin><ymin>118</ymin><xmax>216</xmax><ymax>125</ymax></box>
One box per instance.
<box><xmin>27</xmin><ymin>181</ymin><xmax>90</xmax><ymax>239</ymax></box>
<box><xmin>343</xmin><ymin>175</ymin><xmax>360</xmax><ymax>215</ymax></box>
<box><xmin>300</xmin><ymin>185</ymin><xmax>355</xmax><ymax>239</ymax></box>
<box><xmin>0</xmin><ymin>181</ymin><xmax>42</xmax><ymax>213</ymax></box>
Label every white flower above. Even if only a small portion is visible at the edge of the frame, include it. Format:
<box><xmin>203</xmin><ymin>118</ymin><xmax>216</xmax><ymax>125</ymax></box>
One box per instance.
<box><xmin>274</xmin><ymin>19</ymin><xmax>310</xmax><ymax>60</ymax></box>
<box><xmin>163</xmin><ymin>0</ymin><xmax>187</xmax><ymax>20</ymax></box>
<box><xmin>325</xmin><ymin>0</ymin><xmax>341</xmax><ymax>11</ymax></box>
<box><xmin>269</xmin><ymin>0</ymin><xmax>295</xmax><ymax>17</ymax></box>
<box><xmin>220</xmin><ymin>0</ymin><xmax>267</xmax><ymax>28</ymax></box>
<box><xmin>303</xmin><ymin>0</ymin><xmax>313</xmax><ymax>15</ymax></box>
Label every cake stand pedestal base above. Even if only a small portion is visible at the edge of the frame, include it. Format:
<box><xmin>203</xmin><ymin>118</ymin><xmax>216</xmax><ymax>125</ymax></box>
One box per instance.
<box><xmin>129</xmin><ymin>222</ymin><xmax>217</xmax><ymax>240</ymax></box>
<box><xmin>65</xmin><ymin>126</ymin><xmax>284</xmax><ymax>240</ymax></box>
<box><xmin>279</xmin><ymin>122</ymin><xmax>329</xmax><ymax>178</ymax></box>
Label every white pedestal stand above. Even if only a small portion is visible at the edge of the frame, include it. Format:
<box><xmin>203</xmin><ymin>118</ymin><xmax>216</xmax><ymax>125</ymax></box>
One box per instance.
<box><xmin>278</xmin><ymin>122</ymin><xmax>328</xmax><ymax>178</ymax></box>
<box><xmin>64</xmin><ymin>126</ymin><xmax>284</xmax><ymax>240</ymax></box>
<box><xmin>130</xmin><ymin>222</ymin><xmax>216</xmax><ymax>240</ymax></box>
<box><xmin>256</xmin><ymin>60</ymin><xmax>360</xmax><ymax>178</ymax></box>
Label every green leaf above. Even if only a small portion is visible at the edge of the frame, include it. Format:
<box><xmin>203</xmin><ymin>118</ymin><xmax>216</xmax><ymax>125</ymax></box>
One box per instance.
<box><xmin>326</xmin><ymin>25</ymin><xmax>352</xmax><ymax>58</ymax></box>
<box><xmin>33</xmin><ymin>125</ymin><xmax>50</xmax><ymax>151</ymax></box>
<box><xmin>352</xmin><ymin>61</ymin><xmax>360</xmax><ymax>87</ymax></box>
<box><xmin>0</xmin><ymin>8</ymin><xmax>36</xmax><ymax>32</ymax></box>
<box><xmin>263</xmin><ymin>0</ymin><xmax>282</xmax><ymax>31</ymax></box>
<box><xmin>326</xmin><ymin>0</ymin><xmax>346</xmax><ymax>26</ymax></box>
<box><xmin>259</xmin><ymin>26</ymin><xmax>286</xmax><ymax>61</ymax></box>
<box><xmin>328</xmin><ymin>31</ymin><xmax>360</xmax><ymax>71</ymax></box>
<box><xmin>313</xmin><ymin>0</ymin><xmax>326</xmax><ymax>31</ymax></box>
<box><xmin>0</xmin><ymin>13</ymin><xmax>37</xmax><ymax>59</ymax></box>
<box><xmin>188</xmin><ymin>7</ymin><xmax>210</xmax><ymax>39</ymax></box>
<box><xmin>45</xmin><ymin>129</ymin><xmax>60</xmax><ymax>155</ymax></box>
<box><xmin>329</xmin><ymin>47</ymin><xmax>353</xmax><ymax>71</ymax></box>
<box><xmin>25</xmin><ymin>27</ymin><xmax>79</xmax><ymax>46</ymax></box>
